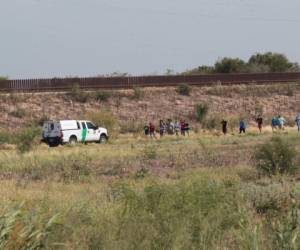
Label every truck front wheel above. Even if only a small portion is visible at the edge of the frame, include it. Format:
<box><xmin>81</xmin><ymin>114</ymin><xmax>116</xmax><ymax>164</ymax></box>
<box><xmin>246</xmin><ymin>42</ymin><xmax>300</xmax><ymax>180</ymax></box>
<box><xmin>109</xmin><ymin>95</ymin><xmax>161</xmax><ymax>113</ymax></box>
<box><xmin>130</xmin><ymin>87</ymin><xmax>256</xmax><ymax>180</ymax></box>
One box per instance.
<box><xmin>99</xmin><ymin>135</ymin><xmax>107</xmax><ymax>144</ymax></box>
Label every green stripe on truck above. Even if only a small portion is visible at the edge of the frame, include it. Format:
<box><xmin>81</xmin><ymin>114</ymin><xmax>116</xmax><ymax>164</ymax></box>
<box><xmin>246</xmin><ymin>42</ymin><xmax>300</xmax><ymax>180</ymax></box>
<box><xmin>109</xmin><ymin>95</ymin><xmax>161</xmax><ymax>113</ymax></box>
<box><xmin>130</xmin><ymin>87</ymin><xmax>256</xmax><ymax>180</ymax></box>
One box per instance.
<box><xmin>82</xmin><ymin>128</ymin><xmax>87</xmax><ymax>142</ymax></box>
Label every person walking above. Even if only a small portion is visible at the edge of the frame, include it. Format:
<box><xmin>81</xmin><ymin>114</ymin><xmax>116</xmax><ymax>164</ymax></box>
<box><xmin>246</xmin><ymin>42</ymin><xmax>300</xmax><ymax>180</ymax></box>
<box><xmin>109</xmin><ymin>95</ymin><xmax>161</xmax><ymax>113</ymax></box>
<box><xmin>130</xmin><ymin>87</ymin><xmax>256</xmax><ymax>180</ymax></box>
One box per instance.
<box><xmin>256</xmin><ymin>116</ymin><xmax>263</xmax><ymax>133</ymax></box>
<box><xmin>271</xmin><ymin>116</ymin><xmax>278</xmax><ymax>131</ymax></box>
<box><xmin>144</xmin><ymin>123</ymin><xmax>150</xmax><ymax>137</ymax></box>
<box><xmin>167</xmin><ymin>119</ymin><xmax>175</xmax><ymax>135</ymax></box>
<box><xmin>221</xmin><ymin>120</ymin><xmax>228</xmax><ymax>135</ymax></box>
<box><xmin>149</xmin><ymin>122</ymin><xmax>156</xmax><ymax>138</ymax></box>
<box><xmin>159</xmin><ymin>120</ymin><xmax>166</xmax><ymax>137</ymax></box>
<box><xmin>278</xmin><ymin>115</ymin><xmax>286</xmax><ymax>130</ymax></box>
<box><xmin>239</xmin><ymin>119</ymin><xmax>246</xmax><ymax>134</ymax></box>
<box><xmin>180</xmin><ymin>120</ymin><xmax>186</xmax><ymax>136</ymax></box>
<box><xmin>295</xmin><ymin>115</ymin><xmax>300</xmax><ymax>132</ymax></box>
<box><xmin>184</xmin><ymin>122</ymin><xmax>190</xmax><ymax>136</ymax></box>
<box><xmin>174</xmin><ymin>120</ymin><xmax>180</xmax><ymax>136</ymax></box>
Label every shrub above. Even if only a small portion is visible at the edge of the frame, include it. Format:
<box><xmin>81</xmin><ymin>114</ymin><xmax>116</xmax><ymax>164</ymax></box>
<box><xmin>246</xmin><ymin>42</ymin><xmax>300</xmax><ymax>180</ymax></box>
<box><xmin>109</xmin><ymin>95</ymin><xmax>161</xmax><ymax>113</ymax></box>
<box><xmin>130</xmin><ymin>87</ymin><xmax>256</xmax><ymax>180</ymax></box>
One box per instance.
<box><xmin>86</xmin><ymin>111</ymin><xmax>119</xmax><ymax>138</ymax></box>
<box><xmin>9</xmin><ymin>107</ymin><xmax>26</xmax><ymax>118</ymax></box>
<box><xmin>94</xmin><ymin>90</ymin><xmax>112</xmax><ymax>102</ymax></box>
<box><xmin>195</xmin><ymin>103</ymin><xmax>209</xmax><ymax>122</ymax></box>
<box><xmin>134</xmin><ymin>167</ymin><xmax>149</xmax><ymax>179</ymax></box>
<box><xmin>119</xmin><ymin>120</ymin><xmax>143</xmax><ymax>134</ymax></box>
<box><xmin>132</xmin><ymin>86</ymin><xmax>144</xmax><ymax>100</ymax></box>
<box><xmin>202</xmin><ymin>115</ymin><xmax>222</xmax><ymax>130</ymax></box>
<box><xmin>16</xmin><ymin>125</ymin><xmax>41</xmax><ymax>153</ymax></box>
<box><xmin>255</xmin><ymin>137</ymin><xmax>297</xmax><ymax>176</ymax></box>
<box><xmin>70</xmin><ymin>84</ymin><xmax>89</xmax><ymax>103</ymax></box>
<box><xmin>176</xmin><ymin>83</ymin><xmax>191</xmax><ymax>96</ymax></box>
<box><xmin>143</xmin><ymin>145</ymin><xmax>157</xmax><ymax>160</ymax></box>
<box><xmin>243</xmin><ymin>183</ymin><xmax>291</xmax><ymax>214</ymax></box>
<box><xmin>0</xmin><ymin>131</ymin><xmax>15</xmax><ymax>145</ymax></box>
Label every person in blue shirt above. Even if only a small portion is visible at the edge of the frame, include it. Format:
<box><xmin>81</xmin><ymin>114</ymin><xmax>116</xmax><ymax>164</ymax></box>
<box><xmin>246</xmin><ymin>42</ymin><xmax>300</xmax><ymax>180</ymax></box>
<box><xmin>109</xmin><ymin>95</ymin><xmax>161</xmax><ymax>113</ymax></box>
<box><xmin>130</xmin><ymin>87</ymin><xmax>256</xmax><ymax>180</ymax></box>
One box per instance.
<box><xmin>271</xmin><ymin>116</ymin><xmax>279</xmax><ymax>131</ymax></box>
<box><xmin>277</xmin><ymin>115</ymin><xmax>286</xmax><ymax>130</ymax></box>
<box><xmin>296</xmin><ymin>115</ymin><xmax>300</xmax><ymax>132</ymax></box>
<box><xmin>239</xmin><ymin>119</ymin><xmax>246</xmax><ymax>134</ymax></box>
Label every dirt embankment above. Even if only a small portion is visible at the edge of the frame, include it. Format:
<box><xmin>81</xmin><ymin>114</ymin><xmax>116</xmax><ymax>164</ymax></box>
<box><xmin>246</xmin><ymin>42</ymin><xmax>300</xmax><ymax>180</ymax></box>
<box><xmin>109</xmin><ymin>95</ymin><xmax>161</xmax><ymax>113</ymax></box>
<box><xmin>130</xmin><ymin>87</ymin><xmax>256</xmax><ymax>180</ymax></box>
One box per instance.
<box><xmin>1</xmin><ymin>83</ymin><xmax>300</xmax><ymax>131</ymax></box>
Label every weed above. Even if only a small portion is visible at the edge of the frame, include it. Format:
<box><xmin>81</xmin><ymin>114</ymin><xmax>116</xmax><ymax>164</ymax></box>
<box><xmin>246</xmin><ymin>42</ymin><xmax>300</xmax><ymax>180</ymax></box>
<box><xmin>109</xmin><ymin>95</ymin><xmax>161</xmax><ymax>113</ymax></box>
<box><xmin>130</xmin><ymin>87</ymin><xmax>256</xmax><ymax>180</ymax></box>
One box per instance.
<box><xmin>268</xmin><ymin>203</ymin><xmax>300</xmax><ymax>249</ymax></box>
<box><xmin>70</xmin><ymin>84</ymin><xmax>89</xmax><ymax>103</ymax></box>
<box><xmin>143</xmin><ymin>145</ymin><xmax>157</xmax><ymax>160</ymax></box>
<box><xmin>132</xmin><ymin>86</ymin><xmax>144</xmax><ymax>100</ymax></box>
<box><xmin>94</xmin><ymin>90</ymin><xmax>112</xmax><ymax>102</ymax></box>
<box><xmin>16</xmin><ymin>125</ymin><xmax>41</xmax><ymax>153</ymax></box>
<box><xmin>0</xmin><ymin>130</ymin><xmax>300</xmax><ymax>249</ymax></box>
<box><xmin>176</xmin><ymin>83</ymin><xmax>191</xmax><ymax>96</ymax></box>
<box><xmin>0</xmin><ymin>203</ymin><xmax>61</xmax><ymax>249</ymax></box>
<box><xmin>134</xmin><ymin>167</ymin><xmax>149</xmax><ymax>179</ymax></box>
<box><xmin>9</xmin><ymin>107</ymin><xmax>26</xmax><ymax>118</ymax></box>
<box><xmin>194</xmin><ymin>103</ymin><xmax>209</xmax><ymax>122</ymax></box>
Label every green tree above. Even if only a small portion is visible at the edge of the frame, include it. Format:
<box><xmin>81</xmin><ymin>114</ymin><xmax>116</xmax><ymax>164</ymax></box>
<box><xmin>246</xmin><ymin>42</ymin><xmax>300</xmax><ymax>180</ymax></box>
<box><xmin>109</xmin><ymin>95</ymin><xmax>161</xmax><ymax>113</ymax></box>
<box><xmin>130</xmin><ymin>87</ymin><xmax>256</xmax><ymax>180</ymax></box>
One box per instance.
<box><xmin>185</xmin><ymin>65</ymin><xmax>215</xmax><ymax>75</ymax></box>
<box><xmin>214</xmin><ymin>57</ymin><xmax>247</xmax><ymax>73</ymax></box>
<box><xmin>248</xmin><ymin>52</ymin><xmax>299</xmax><ymax>72</ymax></box>
<box><xmin>0</xmin><ymin>76</ymin><xmax>8</xmax><ymax>82</ymax></box>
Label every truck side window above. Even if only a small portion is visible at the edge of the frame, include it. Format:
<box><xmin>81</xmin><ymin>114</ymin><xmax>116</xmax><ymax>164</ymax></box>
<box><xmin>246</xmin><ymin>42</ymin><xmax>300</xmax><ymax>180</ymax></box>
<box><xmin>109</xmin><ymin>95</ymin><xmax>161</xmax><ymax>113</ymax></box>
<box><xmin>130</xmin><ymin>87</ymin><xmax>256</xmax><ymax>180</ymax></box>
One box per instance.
<box><xmin>77</xmin><ymin>122</ymin><xmax>80</xmax><ymax>129</ymax></box>
<box><xmin>87</xmin><ymin>122</ymin><xmax>96</xmax><ymax>130</ymax></box>
<box><xmin>81</xmin><ymin>122</ymin><xmax>87</xmax><ymax>129</ymax></box>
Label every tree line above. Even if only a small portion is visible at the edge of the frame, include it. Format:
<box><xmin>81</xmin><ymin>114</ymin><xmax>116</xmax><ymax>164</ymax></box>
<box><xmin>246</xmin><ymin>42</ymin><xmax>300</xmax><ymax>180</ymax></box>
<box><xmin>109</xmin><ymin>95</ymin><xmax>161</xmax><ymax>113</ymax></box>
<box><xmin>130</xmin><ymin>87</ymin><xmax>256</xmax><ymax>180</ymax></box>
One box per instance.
<box><xmin>185</xmin><ymin>52</ymin><xmax>300</xmax><ymax>75</ymax></box>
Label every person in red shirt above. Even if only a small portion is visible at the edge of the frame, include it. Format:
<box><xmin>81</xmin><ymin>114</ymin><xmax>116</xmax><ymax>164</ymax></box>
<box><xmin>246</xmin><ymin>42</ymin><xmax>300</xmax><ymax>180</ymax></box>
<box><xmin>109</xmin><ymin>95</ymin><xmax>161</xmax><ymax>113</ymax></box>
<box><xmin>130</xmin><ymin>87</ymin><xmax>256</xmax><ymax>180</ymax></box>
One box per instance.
<box><xmin>256</xmin><ymin>116</ymin><xmax>263</xmax><ymax>133</ymax></box>
<box><xmin>149</xmin><ymin>122</ymin><xmax>156</xmax><ymax>138</ymax></box>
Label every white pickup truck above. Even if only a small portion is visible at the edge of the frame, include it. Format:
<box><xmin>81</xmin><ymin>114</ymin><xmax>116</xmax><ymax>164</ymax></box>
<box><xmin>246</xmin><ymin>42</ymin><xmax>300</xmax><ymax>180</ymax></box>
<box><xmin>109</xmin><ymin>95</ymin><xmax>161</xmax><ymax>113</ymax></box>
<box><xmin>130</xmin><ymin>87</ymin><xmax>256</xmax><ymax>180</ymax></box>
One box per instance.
<box><xmin>42</xmin><ymin>120</ymin><xmax>108</xmax><ymax>146</ymax></box>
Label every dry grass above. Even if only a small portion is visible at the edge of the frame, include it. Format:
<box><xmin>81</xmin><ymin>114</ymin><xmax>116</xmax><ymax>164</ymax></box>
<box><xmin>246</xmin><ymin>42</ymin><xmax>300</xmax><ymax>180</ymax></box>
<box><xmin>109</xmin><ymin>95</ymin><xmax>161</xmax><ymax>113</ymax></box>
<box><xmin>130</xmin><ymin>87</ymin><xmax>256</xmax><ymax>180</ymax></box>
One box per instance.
<box><xmin>1</xmin><ymin>93</ymin><xmax>300</xmax><ymax>248</ymax></box>
<box><xmin>1</xmin><ymin>140</ymin><xmax>300</xmax><ymax>248</ymax></box>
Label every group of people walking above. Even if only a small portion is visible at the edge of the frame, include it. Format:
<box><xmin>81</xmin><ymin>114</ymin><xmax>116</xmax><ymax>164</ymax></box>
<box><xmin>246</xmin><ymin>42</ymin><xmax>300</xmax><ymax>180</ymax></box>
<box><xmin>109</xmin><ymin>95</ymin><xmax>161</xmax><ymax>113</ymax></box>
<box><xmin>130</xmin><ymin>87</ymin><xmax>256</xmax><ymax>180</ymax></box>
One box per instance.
<box><xmin>144</xmin><ymin>119</ymin><xmax>190</xmax><ymax>138</ymax></box>
<box><xmin>221</xmin><ymin>114</ymin><xmax>300</xmax><ymax>135</ymax></box>
<box><xmin>221</xmin><ymin>117</ymin><xmax>260</xmax><ymax>135</ymax></box>
<box><xmin>144</xmin><ymin>115</ymin><xmax>300</xmax><ymax>138</ymax></box>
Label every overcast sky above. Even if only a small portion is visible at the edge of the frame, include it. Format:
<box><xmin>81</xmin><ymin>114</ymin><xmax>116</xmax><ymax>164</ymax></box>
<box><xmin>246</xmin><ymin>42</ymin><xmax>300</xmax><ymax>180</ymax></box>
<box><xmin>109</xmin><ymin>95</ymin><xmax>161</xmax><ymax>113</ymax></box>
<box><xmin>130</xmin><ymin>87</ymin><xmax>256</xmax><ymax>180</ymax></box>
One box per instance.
<box><xmin>0</xmin><ymin>0</ymin><xmax>300</xmax><ymax>78</ymax></box>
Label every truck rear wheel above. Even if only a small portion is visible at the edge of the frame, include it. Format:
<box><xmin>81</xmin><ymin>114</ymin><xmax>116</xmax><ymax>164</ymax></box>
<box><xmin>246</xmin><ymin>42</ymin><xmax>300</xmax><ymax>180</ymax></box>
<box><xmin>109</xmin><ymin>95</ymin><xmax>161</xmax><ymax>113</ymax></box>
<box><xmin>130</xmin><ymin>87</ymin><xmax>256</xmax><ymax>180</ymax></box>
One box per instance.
<box><xmin>69</xmin><ymin>136</ymin><xmax>77</xmax><ymax>145</ymax></box>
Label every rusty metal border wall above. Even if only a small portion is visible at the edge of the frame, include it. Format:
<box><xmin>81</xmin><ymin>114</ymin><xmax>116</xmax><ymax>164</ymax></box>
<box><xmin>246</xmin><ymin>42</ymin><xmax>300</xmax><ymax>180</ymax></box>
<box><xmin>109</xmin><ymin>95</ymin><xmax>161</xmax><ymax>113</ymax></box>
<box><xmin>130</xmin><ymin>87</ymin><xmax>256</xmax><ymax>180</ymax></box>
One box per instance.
<box><xmin>0</xmin><ymin>72</ymin><xmax>300</xmax><ymax>92</ymax></box>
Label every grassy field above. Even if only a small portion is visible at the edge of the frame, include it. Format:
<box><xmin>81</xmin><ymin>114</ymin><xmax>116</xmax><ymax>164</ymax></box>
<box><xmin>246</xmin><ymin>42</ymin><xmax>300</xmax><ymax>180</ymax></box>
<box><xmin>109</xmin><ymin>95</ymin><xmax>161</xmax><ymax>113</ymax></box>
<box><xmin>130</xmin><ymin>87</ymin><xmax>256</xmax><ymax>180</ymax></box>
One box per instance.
<box><xmin>1</xmin><ymin>129</ymin><xmax>300</xmax><ymax>249</ymax></box>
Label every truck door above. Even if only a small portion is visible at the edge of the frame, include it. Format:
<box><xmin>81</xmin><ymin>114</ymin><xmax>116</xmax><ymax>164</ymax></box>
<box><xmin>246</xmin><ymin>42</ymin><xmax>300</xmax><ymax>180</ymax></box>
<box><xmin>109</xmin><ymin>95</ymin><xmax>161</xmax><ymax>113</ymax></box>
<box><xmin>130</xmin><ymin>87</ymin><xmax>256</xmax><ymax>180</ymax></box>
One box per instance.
<box><xmin>81</xmin><ymin>122</ymin><xmax>88</xmax><ymax>142</ymax></box>
<box><xmin>86</xmin><ymin>121</ymin><xmax>99</xmax><ymax>141</ymax></box>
